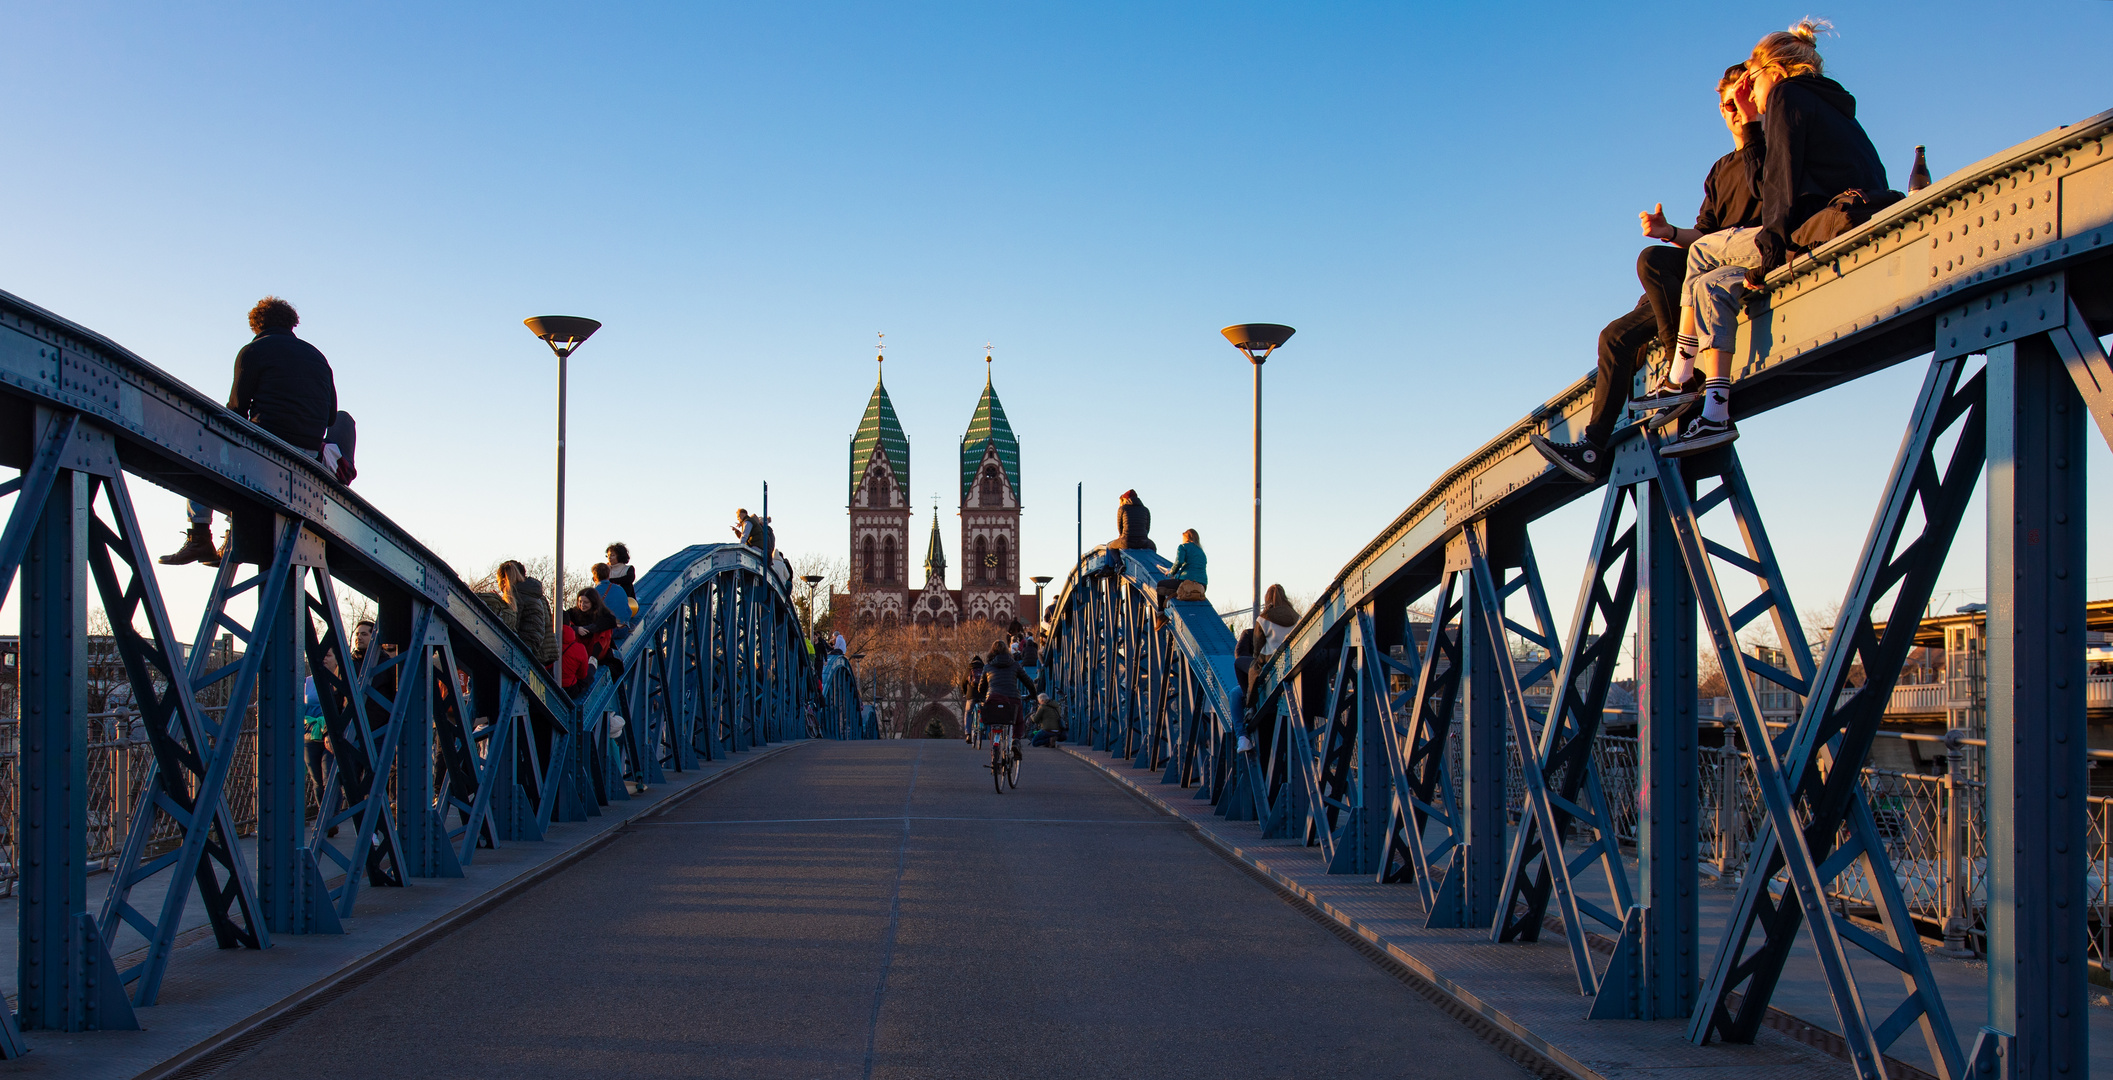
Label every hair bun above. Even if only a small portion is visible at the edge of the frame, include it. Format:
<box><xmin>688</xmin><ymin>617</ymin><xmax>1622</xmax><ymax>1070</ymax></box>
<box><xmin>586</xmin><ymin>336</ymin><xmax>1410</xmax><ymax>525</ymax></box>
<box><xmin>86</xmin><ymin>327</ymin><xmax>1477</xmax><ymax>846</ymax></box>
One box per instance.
<box><xmin>1787</xmin><ymin>17</ymin><xmax>1832</xmax><ymax>44</ymax></box>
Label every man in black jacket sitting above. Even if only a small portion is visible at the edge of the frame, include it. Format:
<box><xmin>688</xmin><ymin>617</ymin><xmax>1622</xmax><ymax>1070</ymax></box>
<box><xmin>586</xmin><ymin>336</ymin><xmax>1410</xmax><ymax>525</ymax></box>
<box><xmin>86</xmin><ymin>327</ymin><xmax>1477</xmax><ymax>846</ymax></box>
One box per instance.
<box><xmin>162</xmin><ymin>296</ymin><xmax>338</xmax><ymax>566</ymax></box>
<box><xmin>1531</xmin><ymin>62</ymin><xmax>1763</xmax><ymax>482</ymax></box>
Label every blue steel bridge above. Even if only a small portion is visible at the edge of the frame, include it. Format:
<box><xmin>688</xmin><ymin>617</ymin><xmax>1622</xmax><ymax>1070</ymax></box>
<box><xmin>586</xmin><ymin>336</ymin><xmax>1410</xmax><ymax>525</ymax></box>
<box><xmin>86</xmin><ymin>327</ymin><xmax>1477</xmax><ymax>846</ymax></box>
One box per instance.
<box><xmin>3</xmin><ymin>108</ymin><xmax>2113</xmax><ymax>1080</ymax></box>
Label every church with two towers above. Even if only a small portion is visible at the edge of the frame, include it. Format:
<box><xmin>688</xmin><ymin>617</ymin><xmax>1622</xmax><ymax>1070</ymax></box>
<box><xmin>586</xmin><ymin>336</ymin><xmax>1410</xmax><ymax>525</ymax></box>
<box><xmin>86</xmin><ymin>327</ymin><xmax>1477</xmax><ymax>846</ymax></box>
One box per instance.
<box><xmin>834</xmin><ymin>351</ymin><xmax>1036</xmax><ymax>628</ymax></box>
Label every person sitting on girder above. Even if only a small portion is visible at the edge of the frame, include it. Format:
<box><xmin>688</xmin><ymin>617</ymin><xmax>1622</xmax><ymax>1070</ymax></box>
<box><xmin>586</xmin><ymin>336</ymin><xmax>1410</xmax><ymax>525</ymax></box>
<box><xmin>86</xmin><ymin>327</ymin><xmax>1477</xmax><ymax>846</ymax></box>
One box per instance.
<box><xmin>591</xmin><ymin>562</ymin><xmax>634</xmax><ymax>647</ymax></box>
<box><xmin>162</xmin><ymin>296</ymin><xmax>338</xmax><ymax>566</ymax></box>
<box><xmin>603</xmin><ymin>542</ymin><xmax>639</xmax><ymax>619</ymax></box>
<box><xmin>1152</xmin><ymin>529</ymin><xmax>1208</xmax><ymax>629</ymax></box>
<box><xmin>566</xmin><ymin>586</ymin><xmax>623</xmax><ymax>681</ymax></box>
<box><xmin>1529</xmin><ymin>60</ymin><xmax>1764</xmax><ymax>482</ymax></box>
<box><xmin>1105</xmin><ymin>490</ymin><xmax>1155</xmax><ymax>551</ymax></box>
<box><xmin>1646</xmin><ymin>20</ymin><xmax>1895</xmax><ymax>459</ymax></box>
<box><xmin>732</xmin><ymin>508</ymin><xmax>763</xmax><ymax>550</ymax></box>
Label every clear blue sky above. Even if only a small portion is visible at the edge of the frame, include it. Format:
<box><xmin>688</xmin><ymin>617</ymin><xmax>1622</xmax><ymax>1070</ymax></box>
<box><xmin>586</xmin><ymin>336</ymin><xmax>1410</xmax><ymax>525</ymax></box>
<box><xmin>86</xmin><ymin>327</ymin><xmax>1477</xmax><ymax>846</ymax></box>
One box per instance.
<box><xmin>8</xmin><ymin>1</ymin><xmax>2112</xmax><ymax>640</ymax></box>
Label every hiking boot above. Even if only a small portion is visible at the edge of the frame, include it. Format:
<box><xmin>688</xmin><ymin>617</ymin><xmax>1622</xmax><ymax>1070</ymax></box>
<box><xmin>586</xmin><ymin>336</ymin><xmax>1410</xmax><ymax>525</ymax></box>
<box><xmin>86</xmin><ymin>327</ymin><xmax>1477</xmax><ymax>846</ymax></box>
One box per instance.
<box><xmin>1528</xmin><ymin>434</ymin><xmax>1607</xmax><ymax>483</ymax></box>
<box><xmin>159</xmin><ymin>526</ymin><xmax>222</xmax><ymax>567</ymax></box>
<box><xmin>1663</xmin><ymin>415</ymin><xmax>1739</xmax><ymax>457</ymax></box>
<box><xmin>1631</xmin><ymin>370</ymin><xmax>1703</xmax><ymax>411</ymax></box>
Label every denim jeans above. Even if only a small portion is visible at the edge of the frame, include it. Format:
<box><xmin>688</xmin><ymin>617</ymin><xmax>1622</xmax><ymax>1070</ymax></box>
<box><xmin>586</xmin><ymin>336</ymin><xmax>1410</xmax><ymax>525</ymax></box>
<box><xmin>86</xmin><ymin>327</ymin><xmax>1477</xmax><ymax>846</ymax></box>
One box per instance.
<box><xmin>1682</xmin><ymin>226</ymin><xmax>1764</xmax><ymax>352</ymax></box>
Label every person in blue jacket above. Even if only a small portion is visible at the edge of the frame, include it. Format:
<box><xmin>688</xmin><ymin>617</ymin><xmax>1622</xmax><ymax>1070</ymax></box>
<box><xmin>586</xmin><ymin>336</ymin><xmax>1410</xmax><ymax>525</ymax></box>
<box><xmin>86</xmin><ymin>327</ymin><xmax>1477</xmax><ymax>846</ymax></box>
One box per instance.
<box><xmin>1154</xmin><ymin>529</ymin><xmax>1208</xmax><ymax>627</ymax></box>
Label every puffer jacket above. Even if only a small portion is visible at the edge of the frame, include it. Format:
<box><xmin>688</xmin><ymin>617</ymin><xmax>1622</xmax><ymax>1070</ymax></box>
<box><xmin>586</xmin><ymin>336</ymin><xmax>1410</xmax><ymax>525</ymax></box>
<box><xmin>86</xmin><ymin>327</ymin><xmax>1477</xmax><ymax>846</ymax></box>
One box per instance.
<box><xmin>1109</xmin><ymin>499</ymin><xmax>1155</xmax><ymax>551</ymax></box>
<box><xmin>983</xmin><ymin>653</ymin><xmax>1023</xmax><ymax>703</ymax></box>
<box><xmin>511</xmin><ymin>578</ymin><xmax>558</xmax><ymax>665</ymax></box>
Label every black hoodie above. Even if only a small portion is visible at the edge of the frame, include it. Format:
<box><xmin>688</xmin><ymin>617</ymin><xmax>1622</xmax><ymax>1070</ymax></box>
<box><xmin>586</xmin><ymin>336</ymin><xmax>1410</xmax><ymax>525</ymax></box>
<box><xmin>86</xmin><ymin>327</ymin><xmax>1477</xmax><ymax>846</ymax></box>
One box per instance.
<box><xmin>1756</xmin><ymin>74</ymin><xmax>1888</xmax><ymax>268</ymax></box>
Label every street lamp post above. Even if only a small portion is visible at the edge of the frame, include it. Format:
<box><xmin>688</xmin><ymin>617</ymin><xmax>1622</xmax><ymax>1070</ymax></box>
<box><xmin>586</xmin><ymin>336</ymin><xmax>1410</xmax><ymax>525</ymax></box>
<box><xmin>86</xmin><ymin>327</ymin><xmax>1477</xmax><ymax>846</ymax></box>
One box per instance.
<box><xmin>525</xmin><ymin>316</ymin><xmax>602</xmax><ymax>636</ymax></box>
<box><xmin>1031</xmin><ymin>575</ymin><xmax>1052</xmax><ymax>626</ymax></box>
<box><xmin>1219</xmin><ymin>324</ymin><xmax>1295</xmax><ymax>633</ymax></box>
<box><xmin>801</xmin><ymin>574</ymin><xmax>825</xmax><ymax>641</ymax></box>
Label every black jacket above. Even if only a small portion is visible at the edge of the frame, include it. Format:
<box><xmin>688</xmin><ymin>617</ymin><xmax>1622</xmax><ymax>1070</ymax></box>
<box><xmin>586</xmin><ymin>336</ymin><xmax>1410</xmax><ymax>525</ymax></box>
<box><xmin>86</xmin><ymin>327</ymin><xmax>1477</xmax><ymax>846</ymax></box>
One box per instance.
<box><xmin>1757</xmin><ymin>76</ymin><xmax>1887</xmax><ymax>268</ymax></box>
<box><xmin>1694</xmin><ymin>123</ymin><xmax>1765</xmax><ymax>234</ymax></box>
<box><xmin>228</xmin><ymin>332</ymin><xmax>337</xmax><ymax>451</ymax></box>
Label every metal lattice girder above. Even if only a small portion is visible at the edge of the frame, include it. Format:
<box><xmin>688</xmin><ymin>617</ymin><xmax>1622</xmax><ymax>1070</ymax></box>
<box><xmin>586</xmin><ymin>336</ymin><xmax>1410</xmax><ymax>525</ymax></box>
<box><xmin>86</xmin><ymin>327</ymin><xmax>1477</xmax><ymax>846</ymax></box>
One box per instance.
<box><xmin>1037</xmin><ymin>547</ymin><xmax>1248</xmax><ymax>802</ymax></box>
<box><xmin>1674</xmin><ymin>360</ymin><xmax>1981</xmax><ymax>1077</ymax></box>
<box><xmin>97</xmin><ymin>514</ymin><xmax>312</xmax><ymax>1006</ymax></box>
<box><xmin>1375</xmin><ymin>569</ymin><xmax>1469</xmax><ymax>923</ymax></box>
<box><xmin>1487</xmin><ymin>498</ymin><xmax>1639</xmax><ymax>994</ymax></box>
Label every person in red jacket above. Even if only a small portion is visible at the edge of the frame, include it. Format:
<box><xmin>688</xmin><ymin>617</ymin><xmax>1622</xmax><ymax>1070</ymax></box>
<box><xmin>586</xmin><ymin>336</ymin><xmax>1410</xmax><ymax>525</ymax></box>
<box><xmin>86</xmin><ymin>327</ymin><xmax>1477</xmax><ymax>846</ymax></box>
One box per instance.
<box><xmin>560</xmin><ymin>625</ymin><xmax>593</xmax><ymax>699</ymax></box>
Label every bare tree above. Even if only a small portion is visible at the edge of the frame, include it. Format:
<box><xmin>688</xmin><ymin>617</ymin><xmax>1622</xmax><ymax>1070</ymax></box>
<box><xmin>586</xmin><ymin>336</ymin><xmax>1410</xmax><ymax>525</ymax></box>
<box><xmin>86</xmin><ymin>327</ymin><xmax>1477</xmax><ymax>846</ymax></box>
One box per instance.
<box><xmin>790</xmin><ymin>553</ymin><xmax>847</xmax><ymax>637</ymax></box>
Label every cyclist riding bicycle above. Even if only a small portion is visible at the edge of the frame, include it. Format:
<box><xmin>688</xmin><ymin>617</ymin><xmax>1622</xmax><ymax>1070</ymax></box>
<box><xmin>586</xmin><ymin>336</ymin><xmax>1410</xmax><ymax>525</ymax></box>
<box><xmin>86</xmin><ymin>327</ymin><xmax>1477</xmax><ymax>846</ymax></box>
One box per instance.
<box><xmin>961</xmin><ymin>655</ymin><xmax>987</xmax><ymax>744</ymax></box>
<box><xmin>981</xmin><ymin>642</ymin><xmax>1027</xmax><ymax>783</ymax></box>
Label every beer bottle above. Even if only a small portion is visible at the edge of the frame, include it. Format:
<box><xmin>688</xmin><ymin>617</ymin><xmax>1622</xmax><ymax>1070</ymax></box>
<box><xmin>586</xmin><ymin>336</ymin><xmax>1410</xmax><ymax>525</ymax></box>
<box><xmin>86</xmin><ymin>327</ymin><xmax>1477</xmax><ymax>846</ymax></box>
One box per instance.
<box><xmin>1909</xmin><ymin>145</ymin><xmax>1931</xmax><ymax>192</ymax></box>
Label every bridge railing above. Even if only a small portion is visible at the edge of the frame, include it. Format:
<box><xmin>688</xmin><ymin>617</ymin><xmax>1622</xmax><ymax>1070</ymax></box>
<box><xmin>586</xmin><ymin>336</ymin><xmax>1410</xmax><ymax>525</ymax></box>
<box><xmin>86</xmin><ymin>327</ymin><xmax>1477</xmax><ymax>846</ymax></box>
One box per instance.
<box><xmin>1052</xmin><ymin>106</ymin><xmax>2113</xmax><ymax>1076</ymax></box>
<box><xmin>1042</xmin><ymin>547</ymin><xmax>1258</xmax><ymax>816</ymax></box>
<box><xmin>0</xmin><ymin>288</ymin><xmax>839</xmax><ymax>1052</ymax></box>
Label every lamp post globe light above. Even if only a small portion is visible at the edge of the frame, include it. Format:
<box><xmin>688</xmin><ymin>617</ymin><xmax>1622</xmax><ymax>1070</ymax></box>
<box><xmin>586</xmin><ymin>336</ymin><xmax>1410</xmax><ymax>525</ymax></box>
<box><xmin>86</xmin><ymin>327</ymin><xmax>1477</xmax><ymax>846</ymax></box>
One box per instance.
<box><xmin>525</xmin><ymin>316</ymin><xmax>601</xmax><ymax>637</ymax></box>
<box><xmin>1219</xmin><ymin>324</ymin><xmax>1294</xmax><ymax>635</ymax></box>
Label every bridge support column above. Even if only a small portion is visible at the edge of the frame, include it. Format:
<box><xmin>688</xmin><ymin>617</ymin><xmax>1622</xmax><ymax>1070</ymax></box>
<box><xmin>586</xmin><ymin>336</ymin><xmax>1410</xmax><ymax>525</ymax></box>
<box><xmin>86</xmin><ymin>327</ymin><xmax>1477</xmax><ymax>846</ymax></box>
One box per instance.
<box><xmin>18</xmin><ymin>466</ymin><xmax>129</xmax><ymax>1034</ymax></box>
<box><xmin>1622</xmin><ymin>477</ymin><xmax>1699</xmax><ymax>1017</ymax></box>
<box><xmin>254</xmin><ymin>557</ymin><xmax>312</xmax><ymax>932</ymax></box>
<box><xmin>1455</xmin><ymin>525</ymin><xmax>1506</xmax><ymax>928</ymax></box>
<box><xmin>1985</xmin><ymin>336</ymin><xmax>2089</xmax><ymax>1078</ymax></box>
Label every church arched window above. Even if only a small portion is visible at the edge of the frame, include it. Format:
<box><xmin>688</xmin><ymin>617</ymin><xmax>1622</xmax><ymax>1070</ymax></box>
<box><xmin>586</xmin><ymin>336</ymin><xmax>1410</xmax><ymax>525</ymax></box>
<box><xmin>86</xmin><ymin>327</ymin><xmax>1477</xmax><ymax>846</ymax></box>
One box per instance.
<box><xmin>883</xmin><ymin>535</ymin><xmax>897</xmax><ymax>584</ymax></box>
<box><xmin>974</xmin><ymin>536</ymin><xmax>988</xmax><ymax>584</ymax></box>
<box><xmin>993</xmin><ymin>536</ymin><xmax>1008</xmax><ymax>583</ymax></box>
<box><xmin>868</xmin><ymin>474</ymin><xmax>885</xmax><ymax>507</ymax></box>
<box><xmin>862</xmin><ymin>535</ymin><xmax>876</xmax><ymax>583</ymax></box>
<box><xmin>981</xmin><ymin>467</ymin><xmax>1001</xmax><ymax>506</ymax></box>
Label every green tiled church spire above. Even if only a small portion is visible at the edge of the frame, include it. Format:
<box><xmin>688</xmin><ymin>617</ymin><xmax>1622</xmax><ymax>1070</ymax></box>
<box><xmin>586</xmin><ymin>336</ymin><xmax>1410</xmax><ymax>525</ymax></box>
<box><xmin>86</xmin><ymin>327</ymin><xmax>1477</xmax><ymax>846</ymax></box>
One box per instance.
<box><xmin>923</xmin><ymin>507</ymin><xmax>947</xmax><ymax>580</ymax></box>
<box><xmin>959</xmin><ymin>356</ymin><xmax>1020</xmax><ymax>501</ymax></box>
<box><xmin>849</xmin><ymin>349</ymin><xmax>909</xmax><ymax>503</ymax></box>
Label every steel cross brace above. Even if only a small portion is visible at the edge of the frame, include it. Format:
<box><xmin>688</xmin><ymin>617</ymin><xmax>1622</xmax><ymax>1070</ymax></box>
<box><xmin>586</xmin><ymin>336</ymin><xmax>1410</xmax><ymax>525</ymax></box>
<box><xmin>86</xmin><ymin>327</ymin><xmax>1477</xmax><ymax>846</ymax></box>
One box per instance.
<box><xmin>1374</xmin><ymin>570</ymin><xmax>1472</xmax><ymax>925</ymax></box>
<box><xmin>1482</xmin><ymin>508</ymin><xmax>1640</xmax><ymax>995</ymax></box>
<box><xmin>1664</xmin><ymin>363</ymin><xmax>1976</xmax><ymax>1078</ymax></box>
<box><xmin>98</xmin><ymin>514</ymin><xmax>308</xmax><ymax>1005</ymax></box>
<box><xmin>312</xmin><ymin>604</ymin><xmax>425</xmax><ymax>915</ymax></box>
<box><xmin>1688</xmin><ymin>355</ymin><xmax>1981</xmax><ymax>1076</ymax></box>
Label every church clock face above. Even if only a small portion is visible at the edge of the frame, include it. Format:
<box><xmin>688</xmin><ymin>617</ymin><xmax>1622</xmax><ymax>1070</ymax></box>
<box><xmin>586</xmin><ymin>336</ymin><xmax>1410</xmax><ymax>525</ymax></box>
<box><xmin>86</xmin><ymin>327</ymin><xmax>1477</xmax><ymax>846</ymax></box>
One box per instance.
<box><xmin>983</xmin><ymin>553</ymin><xmax>1000</xmax><ymax>568</ymax></box>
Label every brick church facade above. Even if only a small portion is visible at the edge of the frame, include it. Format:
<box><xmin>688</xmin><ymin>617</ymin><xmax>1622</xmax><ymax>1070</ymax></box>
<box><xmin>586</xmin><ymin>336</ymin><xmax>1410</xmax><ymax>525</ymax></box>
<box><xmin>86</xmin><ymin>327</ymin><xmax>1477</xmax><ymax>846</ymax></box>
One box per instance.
<box><xmin>833</xmin><ymin>355</ymin><xmax>1036</xmax><ymax>627</ymax></box>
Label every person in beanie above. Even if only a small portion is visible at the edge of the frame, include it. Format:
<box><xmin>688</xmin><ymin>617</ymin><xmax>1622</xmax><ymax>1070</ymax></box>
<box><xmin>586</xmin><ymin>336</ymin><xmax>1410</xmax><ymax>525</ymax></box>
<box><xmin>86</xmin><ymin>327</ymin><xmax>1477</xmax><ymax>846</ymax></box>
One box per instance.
<box><xmin>1106</xmin><ymin>490</ymin><xmax>1155</xmax><ymax>551</ymax></box>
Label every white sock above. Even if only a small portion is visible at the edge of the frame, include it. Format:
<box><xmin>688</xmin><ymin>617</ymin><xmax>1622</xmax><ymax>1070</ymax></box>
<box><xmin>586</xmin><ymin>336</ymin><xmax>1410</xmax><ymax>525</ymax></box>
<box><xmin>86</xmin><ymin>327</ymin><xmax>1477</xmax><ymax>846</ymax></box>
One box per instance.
<box><xmin>1670</xmin><ymin>334</ymin><xmax>1700</xmax><ymax>384</ymax></box>
<box><xmin>1702</xmin><ymin>379</ymin><xmax>1731</xmax><ymax>422</ymax></box>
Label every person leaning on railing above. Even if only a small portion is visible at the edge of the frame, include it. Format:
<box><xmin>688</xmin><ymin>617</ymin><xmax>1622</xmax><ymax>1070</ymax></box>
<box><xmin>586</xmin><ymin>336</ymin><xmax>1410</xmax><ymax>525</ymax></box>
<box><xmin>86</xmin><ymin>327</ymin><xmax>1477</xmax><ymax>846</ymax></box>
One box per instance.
<box><xmin>1531</xmin><ymin>60</ymin><xmax>1764</xmax><ymax>483</ymax></box>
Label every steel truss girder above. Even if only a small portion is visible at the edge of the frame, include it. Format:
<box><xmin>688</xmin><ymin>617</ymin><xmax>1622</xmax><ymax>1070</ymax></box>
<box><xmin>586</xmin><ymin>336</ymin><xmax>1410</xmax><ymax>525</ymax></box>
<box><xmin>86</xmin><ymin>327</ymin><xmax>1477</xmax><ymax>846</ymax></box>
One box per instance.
<box><xmin>1488</xmin><ymin>492</ymin><xmax>1639</xmax><ymax>995</ymax></box>
<box><xmin>1039</xmin><ymin>549</ymin><xmax>1247</xmax><ymax>806</ymax></box>
<box><xmin>1375</xmin><ymin>568</ymin><xmax>1466</xmax><ymax>922</ymax></box>
<box><xmin>98</xmin><ymin>501</ymin><xmax>306</xmax><ymax>1006</ymax></box>
<box><xmin>1680</xmin><ymin>356</ymin><xmax>1981</xmax><ymax>1078</ymax></box>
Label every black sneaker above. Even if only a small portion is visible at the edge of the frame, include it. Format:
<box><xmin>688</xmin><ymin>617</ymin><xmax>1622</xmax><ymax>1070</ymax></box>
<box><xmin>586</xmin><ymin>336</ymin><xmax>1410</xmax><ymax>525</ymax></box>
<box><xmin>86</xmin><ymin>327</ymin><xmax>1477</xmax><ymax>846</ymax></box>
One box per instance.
<box><xmin>1631</xmin><ymin>370</ymin><xmax>1703</xmax><ymax>411</ymax></box>
<box><xmin>1528</xmin><ymin>433</ymin><xmax>1608</xmax><ymax>483</ymax></box>
<box><xmin>1662</xmin><ymin>415</ymin><xmax>1738</xmax><ymax>457</ymax></box>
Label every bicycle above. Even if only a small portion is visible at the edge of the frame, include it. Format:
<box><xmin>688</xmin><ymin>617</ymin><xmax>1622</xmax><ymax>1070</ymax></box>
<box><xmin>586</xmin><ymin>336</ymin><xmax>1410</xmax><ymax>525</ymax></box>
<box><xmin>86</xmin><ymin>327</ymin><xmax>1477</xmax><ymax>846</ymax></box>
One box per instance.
<box><xmin>984</xmin><ymin>701</ymin><xmax>1021</xmax><ymax>792</ymax></box>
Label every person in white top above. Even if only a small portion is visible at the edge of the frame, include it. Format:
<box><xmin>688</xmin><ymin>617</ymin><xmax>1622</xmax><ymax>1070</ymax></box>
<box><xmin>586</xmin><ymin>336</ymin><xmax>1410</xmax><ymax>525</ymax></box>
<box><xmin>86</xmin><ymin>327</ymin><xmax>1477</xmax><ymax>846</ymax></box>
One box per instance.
<box><xmin>1257</xmin><ymin>584</ymin><xmax>1299</xmax><ymax>656</ymax></box>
